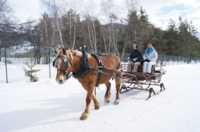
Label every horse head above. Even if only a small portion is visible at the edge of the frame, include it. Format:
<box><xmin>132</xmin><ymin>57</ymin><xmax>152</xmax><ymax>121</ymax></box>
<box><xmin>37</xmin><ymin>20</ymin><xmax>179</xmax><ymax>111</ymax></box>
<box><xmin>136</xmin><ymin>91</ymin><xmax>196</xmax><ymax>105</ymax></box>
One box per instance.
<box><xmin>53</xmin><ymin>48</ymin><xmax>82</xmax><ymax>84</ymax></box>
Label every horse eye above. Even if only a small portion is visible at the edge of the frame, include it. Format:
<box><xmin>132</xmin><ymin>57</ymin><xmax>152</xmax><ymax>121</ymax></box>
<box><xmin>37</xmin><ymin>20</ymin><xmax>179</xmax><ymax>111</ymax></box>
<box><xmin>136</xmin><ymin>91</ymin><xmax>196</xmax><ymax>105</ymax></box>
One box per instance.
<box><xmin>63</xmin><ymin>58</ymin><xmax>68</xmax><ymax>67</ymax></box>
<box><xmin>64</xmin><ymin>58</ymin><xmax>67</xmax><ymax>62</ymax></box>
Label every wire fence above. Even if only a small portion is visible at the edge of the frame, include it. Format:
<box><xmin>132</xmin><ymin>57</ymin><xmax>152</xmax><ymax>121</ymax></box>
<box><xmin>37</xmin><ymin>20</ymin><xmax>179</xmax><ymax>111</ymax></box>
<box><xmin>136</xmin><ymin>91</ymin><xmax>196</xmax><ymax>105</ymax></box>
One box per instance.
<box><xmin>158</xmin><ymin>54</ymin><xmax>200</xmax><ymax>65</ymax></box>
<box><xmin>0</xmin><ymin>47</ymin><xmax>54</xmax><ymax>83</ymax></box>
<box><xmin>1</xmin><ymin>47</ymin><xmax>200</xmax><ymax>83</ymax></box>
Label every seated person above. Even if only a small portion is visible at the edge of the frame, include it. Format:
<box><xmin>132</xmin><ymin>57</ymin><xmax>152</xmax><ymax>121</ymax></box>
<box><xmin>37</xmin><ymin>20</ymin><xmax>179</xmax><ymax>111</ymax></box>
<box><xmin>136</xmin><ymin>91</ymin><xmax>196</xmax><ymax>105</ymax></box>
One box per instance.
<box><xmin>143</xmin><ymin>42</ymin><xmax>158</xmax><ymax>73</ymax></box>
<box><xmin>80</xmin><ymin>45</ymin><xmax>90</xmax><ymax>71</ymax></box>
<box><xmin>127</xmin><ymin>44</ymin><xmax>143</xmax><ymax>72</ymax></box>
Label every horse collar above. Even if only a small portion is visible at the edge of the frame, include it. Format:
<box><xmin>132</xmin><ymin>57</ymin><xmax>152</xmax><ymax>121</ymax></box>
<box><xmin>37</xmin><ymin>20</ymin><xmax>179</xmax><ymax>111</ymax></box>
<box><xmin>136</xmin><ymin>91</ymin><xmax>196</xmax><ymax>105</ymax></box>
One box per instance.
<box><xmin>72</xmin><ymin>50</ymin><xmax>91</xmax><ymax>78</ymax></box>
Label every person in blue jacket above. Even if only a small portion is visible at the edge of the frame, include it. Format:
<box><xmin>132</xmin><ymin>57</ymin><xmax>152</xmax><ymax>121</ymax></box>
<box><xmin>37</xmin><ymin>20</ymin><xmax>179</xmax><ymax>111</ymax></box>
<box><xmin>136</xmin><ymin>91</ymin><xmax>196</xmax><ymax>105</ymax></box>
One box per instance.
<box><xmin>143</xmin><ymin>42</ymin><xmax>158</xmax><ymax>73</ymax></box>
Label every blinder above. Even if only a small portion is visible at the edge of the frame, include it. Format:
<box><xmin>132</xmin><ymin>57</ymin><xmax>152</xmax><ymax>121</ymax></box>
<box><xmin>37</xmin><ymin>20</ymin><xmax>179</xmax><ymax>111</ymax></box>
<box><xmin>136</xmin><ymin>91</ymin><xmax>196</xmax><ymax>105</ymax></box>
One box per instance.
<box><xmin>63</xmin><ymin>58</ymin><xmax>72</xmax><ymax>80</ymax></box>
<box><xmin>63</xmin><ymin>58</ymin><xmax>69</xmax><ymax>69</ymax></box>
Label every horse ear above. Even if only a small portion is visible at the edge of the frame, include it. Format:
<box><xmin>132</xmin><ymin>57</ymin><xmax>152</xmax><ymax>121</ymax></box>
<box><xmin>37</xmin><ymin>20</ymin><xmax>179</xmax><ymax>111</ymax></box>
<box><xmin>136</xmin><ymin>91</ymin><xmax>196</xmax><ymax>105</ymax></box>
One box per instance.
<box><xmin>55</xmin><ymin>48</ymin><xmax>60</xmax><ymax>54</ymax></box>
<box><xmin>73</xmin><ymin>51</ymin><xmax>76</xmax><ymax>56</ymax></box>
<box><xmin>69</xmin><ymin>49</ymin><xmax>76</xmax><ymax>56</ymax></box>
<box><xmin>68</xmin><ymin>50</ymin><xmax>74</xmax><ymax>61</ymax></box>
<box><xmin>62</xmin><ymin>48</ymin><xmax>66</xmax><ymax>55</ymax></box>
<box><xmin>54</xmin><ymin>49</ymin><xmax>57</xmax><ymax>55</ymax></box>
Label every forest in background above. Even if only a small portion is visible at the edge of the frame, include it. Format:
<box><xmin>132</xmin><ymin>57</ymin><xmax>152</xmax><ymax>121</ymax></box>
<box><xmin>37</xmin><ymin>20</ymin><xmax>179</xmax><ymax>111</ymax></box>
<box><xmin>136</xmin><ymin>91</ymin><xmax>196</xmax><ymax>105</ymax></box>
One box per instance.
<box><xmin>1</xmin><ymin>0</ymin><xmax>200</xmax><ymax>63</ymax></box>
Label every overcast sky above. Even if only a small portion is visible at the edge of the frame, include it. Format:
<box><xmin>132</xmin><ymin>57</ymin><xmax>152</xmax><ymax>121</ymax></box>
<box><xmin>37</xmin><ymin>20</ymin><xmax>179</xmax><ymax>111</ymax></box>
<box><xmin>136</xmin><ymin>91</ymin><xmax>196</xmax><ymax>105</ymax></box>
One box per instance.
<box><xmin>8</xmin><ymin>0</ymin><xmax>200</xmax><ymax>31</ymax></box>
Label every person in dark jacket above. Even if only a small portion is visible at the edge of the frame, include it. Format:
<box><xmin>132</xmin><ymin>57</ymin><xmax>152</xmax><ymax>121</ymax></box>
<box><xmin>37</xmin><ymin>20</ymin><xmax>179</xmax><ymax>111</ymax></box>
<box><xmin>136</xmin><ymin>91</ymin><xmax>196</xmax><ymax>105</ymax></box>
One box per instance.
<box><xmin>127</xmin><ymin>44</ymin><xmax>143</xmax><ymax>72</ymax></box>
<box><xmin>80</xmin><ymin>45</ymin><xmax>90</xmax><ymax>71</ymax></box>
<box><xmin>129</xmin><ymin>44</ymin><xmax>143</xmax><ymax>62</ymax></box>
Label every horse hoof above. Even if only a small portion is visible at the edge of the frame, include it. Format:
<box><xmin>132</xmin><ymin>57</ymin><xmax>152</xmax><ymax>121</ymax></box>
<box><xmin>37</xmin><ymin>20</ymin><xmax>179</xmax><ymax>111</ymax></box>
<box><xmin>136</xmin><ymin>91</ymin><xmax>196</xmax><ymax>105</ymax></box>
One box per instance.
<box><xmin>113</xmin><ymin>99</ymin><xmax>120</xmax><ymax>105</ymax></box>
<box><xmin>95</xmin><ymin>105</ymin><xmax>100</xmax><ymax>110</ymax></box>
<box><xmin>80</xmin><ymin>112</ymin><xmax>89</xmax><ymax>120</ymax></box>
<box><xmin>104</xmin><ymin>99</ymin><xmax>110</xmax><ymax>104</ymax></box>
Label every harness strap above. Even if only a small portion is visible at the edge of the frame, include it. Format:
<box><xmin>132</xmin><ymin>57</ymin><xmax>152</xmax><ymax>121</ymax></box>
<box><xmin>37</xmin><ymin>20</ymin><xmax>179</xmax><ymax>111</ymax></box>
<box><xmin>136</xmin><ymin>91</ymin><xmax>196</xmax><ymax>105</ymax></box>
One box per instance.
<box><xmin>96</xmin><ymin>70</ymin><xmax>101</xmax><ymax>87</ymax></box>
<box><xmin>91</xmin><ymin>54</ymin><xmax>103</xmax><ymax>67</ymax></box>
<box><xmin>91</xmin><ymin>54</ymin><xmax>104</xmax><ymax>86</ymax></box>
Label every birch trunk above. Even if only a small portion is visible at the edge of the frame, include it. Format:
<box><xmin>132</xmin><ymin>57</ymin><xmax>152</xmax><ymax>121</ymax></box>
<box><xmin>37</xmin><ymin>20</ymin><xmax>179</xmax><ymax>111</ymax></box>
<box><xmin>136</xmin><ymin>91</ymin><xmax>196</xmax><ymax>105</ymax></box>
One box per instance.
<box><xmin>72</xmin><ymin>22</ymin><xmax>76</xmax><ymax>49</ymax></box>
<box><xmin>92</xmin><ymin>22</ymin><xmax>97</xmax><ymax>54</ymax></box>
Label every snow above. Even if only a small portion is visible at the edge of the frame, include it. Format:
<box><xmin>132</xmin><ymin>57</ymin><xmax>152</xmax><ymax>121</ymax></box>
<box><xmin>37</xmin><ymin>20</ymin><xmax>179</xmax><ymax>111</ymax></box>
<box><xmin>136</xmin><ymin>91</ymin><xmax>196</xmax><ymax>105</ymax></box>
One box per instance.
<box><xmin>0</xmin><ymin>63</ymin><xmax>200</xmax><ymax>132</ymax></box>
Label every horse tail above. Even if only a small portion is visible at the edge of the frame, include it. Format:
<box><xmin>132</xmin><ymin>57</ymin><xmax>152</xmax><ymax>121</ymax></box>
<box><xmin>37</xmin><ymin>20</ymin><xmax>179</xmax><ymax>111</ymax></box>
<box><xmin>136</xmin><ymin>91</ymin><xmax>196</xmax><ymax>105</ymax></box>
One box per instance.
<box><xmin>115</xmin><ymin>55</ymin><xmax>121</xmax><ymax>70</ymax></box>
<box><xmin>114</xmin><ymin>56</ymin><xmax>121</xmax><ymax>79</ymax></box>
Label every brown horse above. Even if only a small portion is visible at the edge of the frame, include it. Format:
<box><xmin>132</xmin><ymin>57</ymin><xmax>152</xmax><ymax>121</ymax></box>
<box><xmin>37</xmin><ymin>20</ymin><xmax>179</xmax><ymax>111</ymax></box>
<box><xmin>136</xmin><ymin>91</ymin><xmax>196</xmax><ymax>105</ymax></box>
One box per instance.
<box><xmin>53</xmin><ymin>48</ymin><xmax>121</xmax><ymax>120</ymax></box>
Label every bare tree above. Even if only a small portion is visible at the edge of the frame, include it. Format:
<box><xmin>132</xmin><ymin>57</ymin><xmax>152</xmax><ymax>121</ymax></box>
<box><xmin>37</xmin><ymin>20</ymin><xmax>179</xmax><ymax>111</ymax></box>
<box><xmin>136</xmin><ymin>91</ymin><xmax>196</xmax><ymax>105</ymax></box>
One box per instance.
<box><xmin>100</xmin><ymin>0</ymin><xmax>121</xmax><ymax>55</ymax></box>
<box><xmin>0</xmin><ymin>0</ymin><xmax>10</xmax><ymax>55</ymax></box>
<box><xmin>41</xmin><ymin>0</ymin><xmax>64</xmax><ymax>48</ymax></box>
<box><xmin>0</xmin><ymin>0</ymin><xmax>10</xmax><ymax>23</ymax></box>
<box><xmin>52</xmin><ymin>0</ymin><xmax>64</xmax><ymax>47</ymax></box>
<box><xmin>84</xmin><ymin>16</ymin><xmax>98</xmax><ymax>53</ymax></box>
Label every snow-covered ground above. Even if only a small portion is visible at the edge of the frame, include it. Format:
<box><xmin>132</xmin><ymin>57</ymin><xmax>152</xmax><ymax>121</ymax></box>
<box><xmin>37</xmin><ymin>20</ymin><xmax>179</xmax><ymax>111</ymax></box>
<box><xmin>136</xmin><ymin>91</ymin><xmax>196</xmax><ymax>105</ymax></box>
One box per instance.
<box><xmin>0</xmin><ymin>63</ymin><xmax>200</xmax><ymax>132</ymax></box>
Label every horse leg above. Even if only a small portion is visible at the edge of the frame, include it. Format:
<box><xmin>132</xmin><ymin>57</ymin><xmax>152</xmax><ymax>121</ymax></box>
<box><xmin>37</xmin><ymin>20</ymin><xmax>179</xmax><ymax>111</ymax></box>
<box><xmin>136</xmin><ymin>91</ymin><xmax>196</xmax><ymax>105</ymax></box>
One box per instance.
<box><xmin>92</xmin><ymin>94</ymin><xmax>100</xmax><ymax>110</ymax></box>
<box><xmin>104</xmin><ymin>81</ymin><xmax>111</xmax><ymax>103</ymax></box>
<box><xmin>114</xmin><ymin>76</ymin><xmax>121</xmax><ymax>105</ymax></box>
<box><xmin>80</xmin><ymin>89</ymin><xmax>93</xmax><ymax>120</ymax></box>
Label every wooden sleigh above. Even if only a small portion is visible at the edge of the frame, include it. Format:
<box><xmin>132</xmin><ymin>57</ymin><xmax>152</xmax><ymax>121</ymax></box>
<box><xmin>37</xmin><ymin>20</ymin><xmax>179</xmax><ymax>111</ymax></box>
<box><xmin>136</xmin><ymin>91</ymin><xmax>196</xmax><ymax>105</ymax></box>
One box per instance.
<box><xmin>120</xmin><ymin>62</ymin><xmax>166</xmax><ymax>100</ymax></box>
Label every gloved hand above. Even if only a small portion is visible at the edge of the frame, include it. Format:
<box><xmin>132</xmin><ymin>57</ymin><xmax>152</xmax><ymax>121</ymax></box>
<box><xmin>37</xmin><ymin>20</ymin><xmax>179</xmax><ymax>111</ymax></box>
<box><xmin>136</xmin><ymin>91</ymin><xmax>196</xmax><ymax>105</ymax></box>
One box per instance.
<box><xmin>144</xmin><ymin>59</ymin><xmax>150</xmax><ymax>62</ymax></box>
<box><xmin>130</xmin><ymin>58</ymin><xmax>137</xmax><ymax>63</ymax></box>
<box><xmin>133</xmin><ymin>58</ymin><xmax>137</xmax><ymax>61</ymax></box>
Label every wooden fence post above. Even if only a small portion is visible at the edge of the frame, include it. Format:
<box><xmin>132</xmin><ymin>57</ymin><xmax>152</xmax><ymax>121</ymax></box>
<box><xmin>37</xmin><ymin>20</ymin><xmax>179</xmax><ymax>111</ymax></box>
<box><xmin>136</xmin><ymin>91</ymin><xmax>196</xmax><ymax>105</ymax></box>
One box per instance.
<box><xmin>4</xmin><ymin>47</ymin><xmax>8</xmax><ymax>83</ymax></box>
<box><xmin>48</xmin><ymin>48</ymin><xmax>51</xmax><ymax>78</ymax></box>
